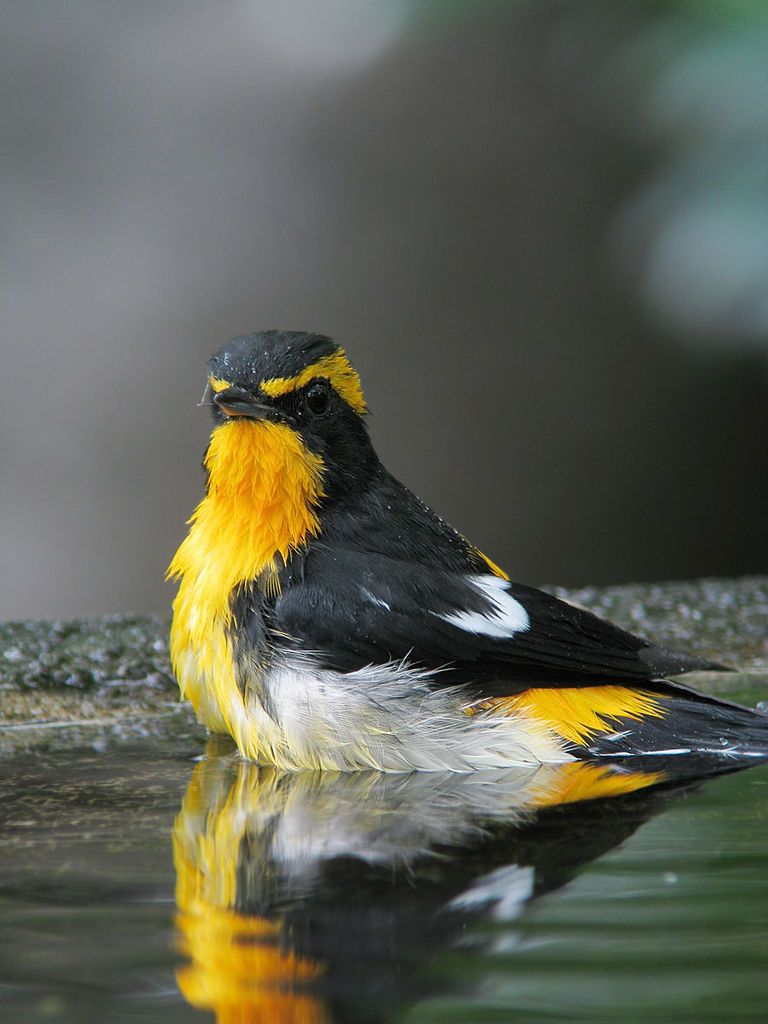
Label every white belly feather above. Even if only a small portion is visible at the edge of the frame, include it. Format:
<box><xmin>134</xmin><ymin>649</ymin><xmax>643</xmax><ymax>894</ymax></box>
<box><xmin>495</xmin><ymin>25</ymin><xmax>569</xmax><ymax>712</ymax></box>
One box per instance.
<box><xmin>228</xmin><ymin>652</ymin><xmax>571</xmax><ymax>771</ymax></box>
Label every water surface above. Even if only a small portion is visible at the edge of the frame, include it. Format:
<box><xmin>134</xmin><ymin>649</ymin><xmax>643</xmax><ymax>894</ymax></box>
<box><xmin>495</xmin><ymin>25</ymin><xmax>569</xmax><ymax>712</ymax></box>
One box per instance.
<box><xmin>1</xmin><ymin>725</ymin><xmax>767</xmax><ymax>1024</ymax></box>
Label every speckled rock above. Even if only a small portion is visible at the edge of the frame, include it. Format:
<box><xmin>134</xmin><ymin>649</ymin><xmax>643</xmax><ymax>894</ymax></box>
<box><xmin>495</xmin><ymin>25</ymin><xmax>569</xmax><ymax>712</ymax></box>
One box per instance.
<box><xmin>1</xmin><ymin>578</ymin><xmax>766</xmax><ymax>756</ymax></box>
<box><xmin>0</xmin><ymin>614</ymin><xmax>188</xmax><ymax>756</ymax></box>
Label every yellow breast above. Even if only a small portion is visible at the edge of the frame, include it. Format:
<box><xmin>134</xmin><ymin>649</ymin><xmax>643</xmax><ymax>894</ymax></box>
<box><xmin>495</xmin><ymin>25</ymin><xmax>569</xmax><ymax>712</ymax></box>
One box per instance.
<box><xmin>167</xmin><ymin>417</ymin><xmax>324</xmax><ymax>745</ymax></box>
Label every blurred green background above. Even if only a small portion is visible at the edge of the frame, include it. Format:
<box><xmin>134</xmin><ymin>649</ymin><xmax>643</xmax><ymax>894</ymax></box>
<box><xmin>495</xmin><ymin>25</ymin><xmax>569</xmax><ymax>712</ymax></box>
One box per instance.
<box><xmin>2</xmin><ymin>0</ymin><xmax>767</xmax><ymax>620</ymax></box>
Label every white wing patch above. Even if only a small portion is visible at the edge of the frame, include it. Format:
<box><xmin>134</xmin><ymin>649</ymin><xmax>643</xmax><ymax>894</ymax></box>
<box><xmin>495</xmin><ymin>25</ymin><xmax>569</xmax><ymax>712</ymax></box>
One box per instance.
<box><xmin>438</xmin><ymin>574</ymin><xmax>530</xmax><ymax>638</ymax></box>
<box><xmin>361</xmin><ymin>586</ymin><xmax>391</xmax><ymax>611</ymax></box>
<box><xmin>448</xmin><ymin>863</ymin><xmax>535</xmax><ymax>920</ymax></box>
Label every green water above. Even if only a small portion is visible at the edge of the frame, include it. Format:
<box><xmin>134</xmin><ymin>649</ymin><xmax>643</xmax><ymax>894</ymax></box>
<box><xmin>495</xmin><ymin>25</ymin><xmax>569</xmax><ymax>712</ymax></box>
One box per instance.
<box><xmin>1</xmin><ymin>732</ymin><xmax>767</xmax><ymax>1024</ymax></box>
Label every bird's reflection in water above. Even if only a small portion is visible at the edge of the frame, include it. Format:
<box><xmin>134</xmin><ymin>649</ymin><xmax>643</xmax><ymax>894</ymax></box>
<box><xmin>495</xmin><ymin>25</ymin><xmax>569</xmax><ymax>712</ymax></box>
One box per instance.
<box><xmin>172</xmin><ymin>740</ymin><xmax>746</xmax><ymax>1023</ymax></box>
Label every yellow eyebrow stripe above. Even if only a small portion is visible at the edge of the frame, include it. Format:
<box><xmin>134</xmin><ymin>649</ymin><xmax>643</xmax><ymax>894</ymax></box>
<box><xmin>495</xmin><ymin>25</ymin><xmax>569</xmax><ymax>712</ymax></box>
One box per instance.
<box><xmin>260</xmin><ymin>350</ymin><xmax>367</xmax><ymax>415</ymax></box>
<box><xmin>208</xmin><ymin>376</ymin><xmax>231</xmax><ymax>393</ymax></box>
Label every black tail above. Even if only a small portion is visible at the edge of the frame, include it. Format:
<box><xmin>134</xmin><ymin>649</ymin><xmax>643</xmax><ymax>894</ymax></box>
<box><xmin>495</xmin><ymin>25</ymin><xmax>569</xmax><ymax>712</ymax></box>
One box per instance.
<box><xmin>585</xmin><ymin>682</ymin><xmax>768</xmax><ymax>765</ymax></box>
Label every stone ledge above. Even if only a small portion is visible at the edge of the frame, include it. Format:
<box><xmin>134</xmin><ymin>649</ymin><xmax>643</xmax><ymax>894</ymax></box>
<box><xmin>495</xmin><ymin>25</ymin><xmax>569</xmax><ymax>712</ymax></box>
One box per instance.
<box><xmin>1</xmin><ymin>578</ymin><xmax>766</xmax><ymax>757</ymax></box>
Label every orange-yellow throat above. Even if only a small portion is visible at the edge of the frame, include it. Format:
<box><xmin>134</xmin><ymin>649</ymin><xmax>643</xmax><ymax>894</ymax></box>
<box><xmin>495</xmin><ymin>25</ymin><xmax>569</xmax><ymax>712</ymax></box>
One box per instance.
<box><xmin>168</xmin><ymin>417</ymin><xmax>324</xmax><ymax>739</ymax></box>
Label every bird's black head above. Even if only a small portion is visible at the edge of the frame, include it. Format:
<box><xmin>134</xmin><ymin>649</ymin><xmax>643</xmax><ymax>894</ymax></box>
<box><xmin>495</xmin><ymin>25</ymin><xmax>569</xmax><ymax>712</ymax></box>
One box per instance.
<box><xmin>205</xmin><ymin>330</ymin><xmax>377</xmax><ymax>499</ymax></box>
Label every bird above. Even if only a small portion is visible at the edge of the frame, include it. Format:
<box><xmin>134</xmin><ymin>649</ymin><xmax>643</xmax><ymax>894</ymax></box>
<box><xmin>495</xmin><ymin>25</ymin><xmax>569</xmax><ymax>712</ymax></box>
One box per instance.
<box><xmin>168</xmin><ymin>330</ymin><xmax>768</xmax><ymax>772</ymax></box>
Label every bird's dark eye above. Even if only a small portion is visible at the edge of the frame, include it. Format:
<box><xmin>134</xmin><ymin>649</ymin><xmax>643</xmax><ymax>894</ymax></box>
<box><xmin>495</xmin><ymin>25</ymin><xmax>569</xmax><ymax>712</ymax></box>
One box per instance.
<box><xmin>305</xmin><ymin>380</ymin><xmax>331</xmax><ymax>415</ymax></box>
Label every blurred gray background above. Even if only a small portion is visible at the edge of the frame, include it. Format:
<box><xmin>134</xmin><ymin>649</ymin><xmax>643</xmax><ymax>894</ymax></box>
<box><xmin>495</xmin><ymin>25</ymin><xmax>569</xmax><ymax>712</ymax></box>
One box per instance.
<box><xmin>3</xmin><ymin>0</ymin><xmax>767</xmax><ymax>621</ymax></box>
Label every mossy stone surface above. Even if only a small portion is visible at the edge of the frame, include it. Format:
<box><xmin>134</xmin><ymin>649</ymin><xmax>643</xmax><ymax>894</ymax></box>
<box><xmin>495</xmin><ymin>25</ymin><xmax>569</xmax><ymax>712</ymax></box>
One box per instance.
<box><xmin>1</xmin><ymin>578</ymin><xmax>766</xmax><ymax>756</ymax></box>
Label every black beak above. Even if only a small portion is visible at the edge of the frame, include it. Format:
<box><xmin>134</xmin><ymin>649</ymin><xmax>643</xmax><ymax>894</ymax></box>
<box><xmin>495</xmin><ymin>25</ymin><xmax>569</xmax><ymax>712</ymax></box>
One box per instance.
<box><xmin>212</xmin><ymin>386</ymin><xmax>275</xmax><ymax>420</ymax></box>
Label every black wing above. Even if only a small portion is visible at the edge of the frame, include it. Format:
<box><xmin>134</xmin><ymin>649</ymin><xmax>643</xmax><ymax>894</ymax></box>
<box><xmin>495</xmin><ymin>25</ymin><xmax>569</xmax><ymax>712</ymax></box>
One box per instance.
<box><xmin>269</xmin><ymin>545</ymin><xmax>722</xmax><ymax>694</ymax></box>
